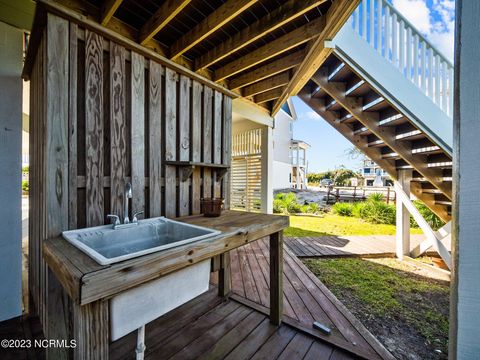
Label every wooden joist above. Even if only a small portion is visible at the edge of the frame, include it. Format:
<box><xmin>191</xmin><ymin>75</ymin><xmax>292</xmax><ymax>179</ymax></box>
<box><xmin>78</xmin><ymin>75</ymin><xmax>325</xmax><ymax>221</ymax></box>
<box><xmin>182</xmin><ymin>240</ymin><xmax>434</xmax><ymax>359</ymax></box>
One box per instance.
<box><xmin>229</xmin><ymin>50</ymin><xmax>304</xmax><ymax>90</ymax></box>
<box><xmin>243</xmin><ymin>72</ymin><xmax>290</xmax><ymax>97</ymax></box>
<box><xmin>298</xmin><ymin>89</ymin><xmax>398</xmax><ymax>176</ymax></box>
<box><xmin>100</xmin><ymin>0</ymin><xmax>123</xmax><ymax>26</ymax></box>
<box><xmin>254</xmin><ymin>86</ymin><xmax>286</xmax><ymax>104</ymax></box>
<box><xmin>313</xmin><ymin>70</ymin><xmax>452</xmax><ymax>200</ymax></box>
<box><xmin>272</xmin><ymin>0</ymin><xmax>360</xmax><ymax>114</ymax></box>
<box><xmin>214</xmin><ymin>16</ymin><xmax>326</xmax><ymax>82</ymax></box>
<box><xmin>139</xmin><ymin>0</ymin><xmax>191</xmax><ymax>45</ymax></box>
<box><xmin>194</xmin><ymin>0</ymin><xmax>327</xmax><ymax>71</ymax></box>
<box><xmin>170</xmin><ymin>0</ymin><xmax>258</xmax><ymax>60</ymax></box>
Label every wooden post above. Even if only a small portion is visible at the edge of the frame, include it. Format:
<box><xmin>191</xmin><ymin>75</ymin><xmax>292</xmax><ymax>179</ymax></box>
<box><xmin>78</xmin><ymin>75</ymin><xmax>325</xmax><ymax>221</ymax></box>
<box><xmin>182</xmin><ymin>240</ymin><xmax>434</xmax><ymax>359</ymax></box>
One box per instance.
<box><xmin>451</xmin><ymin>1</ymin><xmax>480</xmax><ymax>356</ymax></box>
<box><xmin>260</xmin><ymin>126</ymin><xmax>273</xmax><ymax>213</ymax></box>
<box><xmin>386</xmin><ymin>187</ymin><xmax>390</xmax><ymax>204</ymax></box>
<box><xmin>395</xmin><ymin>169</ymin><xmax>412</xmax><ymax>260</ymax></box>
<box><xmin>218</xmin><ymin>252</ymin><xmax>231</xmax><ymax>297</ymax></box>
<box><xmin>269</xmin><ymin>231</ymin><xmax>283</xmax><ymax>325</ymax></box>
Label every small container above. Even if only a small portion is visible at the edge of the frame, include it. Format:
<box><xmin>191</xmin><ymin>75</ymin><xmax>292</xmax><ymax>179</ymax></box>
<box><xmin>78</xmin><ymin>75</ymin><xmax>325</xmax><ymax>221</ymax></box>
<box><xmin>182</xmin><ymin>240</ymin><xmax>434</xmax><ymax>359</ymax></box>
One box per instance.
<box><xmin>201</xmin><ymin>197</ymin><xmax>224</xmax><ymax>217</ymax></box>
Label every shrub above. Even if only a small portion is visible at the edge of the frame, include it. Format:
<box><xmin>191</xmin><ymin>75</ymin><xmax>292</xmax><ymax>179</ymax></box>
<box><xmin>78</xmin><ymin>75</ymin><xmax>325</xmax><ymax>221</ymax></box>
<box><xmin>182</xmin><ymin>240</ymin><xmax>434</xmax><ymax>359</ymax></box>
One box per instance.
<box><xmin>332</xmin><ymin>202</ymin><xmax>353</xmax><ymax>216</ymax></box>
<box><xmin>411</xmin><ymin>200</ymin><xmax>445</xmax><ymax>230</ymax></box>
<box><xmin>360</xmin><ymin>200</ymin><xmax>396</xmax><ymax>225</ymax></box>
<box><xmin>352</xmin><ymin>202</ymin><xmax>366</xmax><ymax>218</ymax></box>
<box><xmin>22</xmin><ymin>180</ymin><xmax>29</xmax><ymax>192</ymax></box>
<box><xmin>273</xmin><ymin>192</ymin><xmax>302</xmax><ymax>214</ymax></box>
<box><xmin>22</xmin><ymin>166</ymin><xmax>29</xmax><ymax>174</ymax></box>
<box><xmin>307</xmin><ymin>202</ymin><xmax>321</xmax><ymax>214</ymax></box>
<box><xmin>368</xmin><ymin>192</ymin><xmax>384</xmax><ymax>202</ymax></box>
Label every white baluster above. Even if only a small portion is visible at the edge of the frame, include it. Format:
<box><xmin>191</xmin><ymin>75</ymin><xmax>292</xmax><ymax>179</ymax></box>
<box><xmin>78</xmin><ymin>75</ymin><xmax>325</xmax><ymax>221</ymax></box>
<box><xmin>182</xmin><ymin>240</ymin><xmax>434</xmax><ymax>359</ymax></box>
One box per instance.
<box><xmin>421</xmin><ymin>41</ymin><xmax>427</xmax><ymax>93</ymax></box>
<box><xmin>413</xmin><ymin>34</ymin><xmax>419</xmax><ymax>86</ymax></box>
<box><xmin>385</xmin><ymin>5</ymin><xmax>390</xmax><ymax>59</ymax></box>
<box><xmin>448</xmin><ymin>66</ymin><xmax>454</xmax><ymax>116</ymax></box>
<box><xmin>355</xmin><ymin>7</ymin><xmax>360</xmax><ymax>35</ymax></box>
<box><xmin>377</xmin><ymin>0</ymin><xmax>382</xmax><ymax>53</ymax></box>
<box><xmin>392</xmin><ymin>12</ymin><xmax>398</xmax><ymax>66</ymax></box>
<box><xmin>362</xmin><ymin>0</ymin><xmax>367</xmax><ymax>40</ymax></box>
<box><xmin>399</xmin><ymin>19</ymin><xmax>405</xmax><ymax>75</ymax></box>
<box><xmin>406</xmin><ymin>27</ymin><xmax>412</xmax><ymax>80</ymax></box>
<box><xmin>428</xmin><ymin>47</ymin><xmax>434</xmax><ymax>97</ymax></box>
<box><xmin>369</xmin><ymin>0</ymin><xmax>375</xmax><ymax>45</ymax></box>
<box><xmin>442</xmin><ymin>61</ymin><xmax>448</xmax><ymax>113</ymax></box>
<box><xmin>435</xmin><ymin>54</ymin><xmax>441</xmax><ymax>104</ymax></box>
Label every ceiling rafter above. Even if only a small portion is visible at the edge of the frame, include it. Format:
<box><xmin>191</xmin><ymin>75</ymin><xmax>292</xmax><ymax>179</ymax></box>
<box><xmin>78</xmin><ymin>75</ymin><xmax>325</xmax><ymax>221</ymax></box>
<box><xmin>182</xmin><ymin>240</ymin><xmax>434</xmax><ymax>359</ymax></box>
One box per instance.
<box><xmin>214</xmin><ymin>16</ymin><xmax>326</xmax><ymax>82</ymax></box>
<box><xmin>100</xmin><ymin>0</ymin><xmax>123</xmax><ymax>26</ymax></box>
<box><xmin>169</xmin><ymin>0</ymin><xmax>258</xmax><ymax>60</ymax></box>
<box><xmin>139</xmin><ymin>0</ymin><xmax>192</xmax><ymax>45</ymax></box>
<box><xmin>194</xmin><ymin>0</ymin><xmax>328</xmax><ymax>71</ymax></box>
<box><xmin>229</xmin><ymin>50</ymin><xmax>304</xmax><ymax>90</ymax></box>
<box><xmin>242</xmin><ymin>72</ymin><xmax>291</xmax><ymax>97</ymax></box>
<box><xmin>271</xmin><ymin>0</ymin><xmax>360</xmax><ymax>115</ymax></box>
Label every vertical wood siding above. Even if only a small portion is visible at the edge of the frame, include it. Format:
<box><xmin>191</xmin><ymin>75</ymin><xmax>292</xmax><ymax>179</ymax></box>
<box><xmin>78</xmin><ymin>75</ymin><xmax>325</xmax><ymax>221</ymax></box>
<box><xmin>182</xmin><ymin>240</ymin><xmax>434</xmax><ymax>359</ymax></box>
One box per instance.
<box><xmin>28</xmin><ymin>15</ymin><xmax>233</xmax><ymax>349</ymax></box>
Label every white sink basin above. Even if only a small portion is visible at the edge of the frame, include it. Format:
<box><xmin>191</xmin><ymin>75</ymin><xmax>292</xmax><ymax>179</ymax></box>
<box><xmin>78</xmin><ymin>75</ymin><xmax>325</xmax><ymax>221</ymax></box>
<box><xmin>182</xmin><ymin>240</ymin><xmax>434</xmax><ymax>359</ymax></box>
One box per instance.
<box><xmin>62</xmin><ymin>217</ymin><xmax>221</xmax><ymax>265</ymax></box>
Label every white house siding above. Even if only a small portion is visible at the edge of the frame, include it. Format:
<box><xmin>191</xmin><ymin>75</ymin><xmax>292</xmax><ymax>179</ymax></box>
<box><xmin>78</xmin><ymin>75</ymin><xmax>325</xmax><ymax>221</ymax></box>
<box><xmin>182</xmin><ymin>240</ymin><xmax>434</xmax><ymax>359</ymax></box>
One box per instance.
<box><xmin>273</xmin><ymin>160</ymin><xmax>292</xmax><ymax>190</ymax></box>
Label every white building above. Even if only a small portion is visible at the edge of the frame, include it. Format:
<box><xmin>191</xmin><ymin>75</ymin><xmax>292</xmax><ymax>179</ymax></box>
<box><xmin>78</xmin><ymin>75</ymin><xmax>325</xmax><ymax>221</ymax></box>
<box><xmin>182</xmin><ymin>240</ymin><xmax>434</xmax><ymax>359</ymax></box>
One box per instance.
<box><xmin>361</xmin><ymin>156</ymin><xmax>392</xmax><ymax>186</ymax></box>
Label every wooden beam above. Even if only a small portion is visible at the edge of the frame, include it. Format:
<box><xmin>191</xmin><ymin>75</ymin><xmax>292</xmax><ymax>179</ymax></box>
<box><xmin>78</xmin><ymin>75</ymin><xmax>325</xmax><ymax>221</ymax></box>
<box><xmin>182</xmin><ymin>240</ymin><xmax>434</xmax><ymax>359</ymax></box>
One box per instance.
<box><xmin>194</xmin><ymin>0</ymin><xmax>327</xmax><ymax>70</ymax></box>
<box><xmin>313</xmin><ymin>70</ymin><xmax>452</xmax><ymax>199</ymax></box>
<box><xmin>170</xmin><ymin>0</ymin><xmax>258</xmax><ymax>60</ymax></box>
<box><xmin>100</xmin><ymin>0</ymin><xmax>123</xmax><ymax>26</ymax></box>
<box><xmin>254</xmin><ymin>86</ymin><xmax>285</xmax><ymax>104</ymax></box>
<box><xmin>272</xmin><ymin>0</ymin><xmax>360</xmax><ymax>115</ymax></box>
<box><xmin>229</xmin><ymin>50</ymin><xmax>304</xmax><ymax>90</ymax></box>
<box><xmin>269</xmin><ymin>231</ymin><xmax>283</xmax><ymax>325</ymax></box>
<box><xmin>214</xmin><ymin>16</ymin><xmax>326</xmax><ymax>82</ymax></box>
<box><xmin>243</xmin><ymin>72</ymin><xmax>290</xmax><ymax>97</ymax></box>
<box><xmin>139</xmin><ymin>0</ymin><xmax>191</xmax><ymax>45</ymax></box>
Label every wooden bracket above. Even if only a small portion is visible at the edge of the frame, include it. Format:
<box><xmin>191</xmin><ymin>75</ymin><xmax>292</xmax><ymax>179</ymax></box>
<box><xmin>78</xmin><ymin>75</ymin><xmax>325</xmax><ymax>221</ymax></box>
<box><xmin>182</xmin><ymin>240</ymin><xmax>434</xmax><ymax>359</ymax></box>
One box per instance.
<box><xmin>179</xmin><ymin>165</ymin><xmax>195</xmax><ymax>182</ymax></box>
<box><xmin>215</xmin><ymin>168</ymin><xmax>229</xmax><ymax>181</ymax></box>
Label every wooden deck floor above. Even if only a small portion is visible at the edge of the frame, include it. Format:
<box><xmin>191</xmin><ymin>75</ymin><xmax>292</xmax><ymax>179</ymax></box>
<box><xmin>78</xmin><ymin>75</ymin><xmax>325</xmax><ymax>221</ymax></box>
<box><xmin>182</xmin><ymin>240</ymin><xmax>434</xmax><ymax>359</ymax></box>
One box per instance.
<box><xmin>285</xmin><ymin>234</ymin><xmax>428</xmax><ymax>258</ymax></box>
<box><xmin>110</xmin><ymin>288</ymin><xmax>356</xmax><ymax>360</ymax></box>
<box><xmin>227</xmin><ymin>239</ymin><xmax>394</xmax><ymax>360</ymax></box>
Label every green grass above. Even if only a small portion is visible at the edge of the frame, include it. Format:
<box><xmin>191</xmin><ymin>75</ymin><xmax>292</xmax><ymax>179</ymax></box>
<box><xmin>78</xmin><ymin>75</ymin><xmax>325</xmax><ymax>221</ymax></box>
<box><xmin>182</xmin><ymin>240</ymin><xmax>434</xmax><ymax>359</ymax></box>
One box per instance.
<box><xmin>284</xmin><ymin>214</ymin><xmax>423</xmax><ymax>237</ymax></box>
<box><xmin>303</xmin><ymin>258</ymin><xmax>449</xmax><ymax>352</ymax></box>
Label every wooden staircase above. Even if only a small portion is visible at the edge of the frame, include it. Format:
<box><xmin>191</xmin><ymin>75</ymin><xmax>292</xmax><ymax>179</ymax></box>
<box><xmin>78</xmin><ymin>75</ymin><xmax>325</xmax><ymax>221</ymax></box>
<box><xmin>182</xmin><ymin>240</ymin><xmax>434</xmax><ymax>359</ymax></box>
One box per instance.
<box><xmin>298</xmin><ymin>53</ymin><xmax>452</xmax><ymax>222</ymax></box>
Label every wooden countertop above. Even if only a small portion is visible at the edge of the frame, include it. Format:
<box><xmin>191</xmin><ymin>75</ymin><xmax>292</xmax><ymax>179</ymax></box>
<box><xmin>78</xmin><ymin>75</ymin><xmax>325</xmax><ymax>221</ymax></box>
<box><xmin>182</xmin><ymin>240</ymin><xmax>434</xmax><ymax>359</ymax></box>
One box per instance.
<box><xmin>43</xmin><ymin>210</ymin><xmax>289</xmax><ymax>306</ymax></box>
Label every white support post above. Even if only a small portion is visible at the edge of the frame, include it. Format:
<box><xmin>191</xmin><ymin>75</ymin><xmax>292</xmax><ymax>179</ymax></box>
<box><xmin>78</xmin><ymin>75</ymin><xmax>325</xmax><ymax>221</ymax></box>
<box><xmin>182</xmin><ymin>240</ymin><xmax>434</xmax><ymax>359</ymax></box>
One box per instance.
<box><xmin>394</xmin><ymin>182</ymin><xmax>451</xmax><ymax>269</ymax></box>
<box><xmin>395</xmin><ymin>170</ymin><xmax>411</xmax><ymax>260</ymax></box>
<box><xmin>260</xmin><ymin>126</ymin><xmax>273</xmax><ymax>214</ymax></box>
<box><xmin>451</xmin><ymin>1</ymin><xmax>480</xmax><ymax>355</ymax></box>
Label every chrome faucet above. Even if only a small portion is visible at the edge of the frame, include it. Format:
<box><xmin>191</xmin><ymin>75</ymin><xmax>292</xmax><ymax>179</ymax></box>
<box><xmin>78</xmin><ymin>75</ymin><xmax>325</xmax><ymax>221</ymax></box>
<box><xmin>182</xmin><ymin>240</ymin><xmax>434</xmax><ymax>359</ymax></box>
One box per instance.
<box><xmin>124</xmin><ymin>182</ymin><xmax>132</xmax><ymax>224</ymax></box>
<box><xmin>107</xmin><ymin>182</ymin><xmax>143</xmax><ymax>229</ymax></box>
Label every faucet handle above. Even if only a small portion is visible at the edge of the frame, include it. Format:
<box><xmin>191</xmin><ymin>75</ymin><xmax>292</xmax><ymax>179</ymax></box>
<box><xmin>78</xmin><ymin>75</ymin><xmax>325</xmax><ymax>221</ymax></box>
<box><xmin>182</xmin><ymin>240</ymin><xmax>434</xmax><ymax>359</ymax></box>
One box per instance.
<box><xmin>107</xmin><ymin>214</ymin><xmax>121</xmax><ymax>225</ymax></box>
<box><xmin>133</xmin><ymin>211</ymin><xmax>144</xmax><ymax>223</ymax></box>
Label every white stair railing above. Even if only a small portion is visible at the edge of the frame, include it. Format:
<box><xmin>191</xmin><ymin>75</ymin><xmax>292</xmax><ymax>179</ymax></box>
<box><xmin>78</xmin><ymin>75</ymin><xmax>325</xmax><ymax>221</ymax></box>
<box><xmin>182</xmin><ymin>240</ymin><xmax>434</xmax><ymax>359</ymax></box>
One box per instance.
<box><xmin>349</xmin><ymin>0</ymin><xmax>454</xmax><ymax>116</ymax></box>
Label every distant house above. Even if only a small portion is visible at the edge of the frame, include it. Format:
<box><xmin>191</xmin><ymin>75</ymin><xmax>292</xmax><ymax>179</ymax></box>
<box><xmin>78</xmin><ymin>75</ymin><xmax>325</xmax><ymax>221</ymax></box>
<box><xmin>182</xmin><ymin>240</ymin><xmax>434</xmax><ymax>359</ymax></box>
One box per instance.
<box><xmin>271</xmin><ymin>100</ymin><xmax>310</xmax><ymax>190</ymax></box>
<box><xmin>362</xmin><ymin>156</ymin><xmax>392</xmax><ymax>186</ymax></box>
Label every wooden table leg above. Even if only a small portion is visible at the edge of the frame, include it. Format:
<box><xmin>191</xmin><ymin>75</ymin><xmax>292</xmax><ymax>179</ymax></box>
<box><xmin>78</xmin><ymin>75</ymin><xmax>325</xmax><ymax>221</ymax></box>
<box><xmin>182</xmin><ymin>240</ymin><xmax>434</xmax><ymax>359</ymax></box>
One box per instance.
<box><xmin>269</xmin><ymin>231</ymin><xmax>283</xmax><ymax>325</ymax></box>
<box><xmin>218</xmin><ymin>251</ymin><xmax>231</xmax><ymax>297</ymax></box>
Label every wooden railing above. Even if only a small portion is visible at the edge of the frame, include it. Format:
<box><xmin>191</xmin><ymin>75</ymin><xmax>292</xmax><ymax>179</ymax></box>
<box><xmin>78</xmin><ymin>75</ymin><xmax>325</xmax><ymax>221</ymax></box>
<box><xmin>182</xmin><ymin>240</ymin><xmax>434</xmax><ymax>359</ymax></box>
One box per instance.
<box><xmin>232</xmin><ymin>128</ymin><xmax>262</xmax><ymax>156</ymax></box>
<box><xmin>349</xmin><ymin>0</ymin><xmax>453</xmax><ymax>116</ymax></box>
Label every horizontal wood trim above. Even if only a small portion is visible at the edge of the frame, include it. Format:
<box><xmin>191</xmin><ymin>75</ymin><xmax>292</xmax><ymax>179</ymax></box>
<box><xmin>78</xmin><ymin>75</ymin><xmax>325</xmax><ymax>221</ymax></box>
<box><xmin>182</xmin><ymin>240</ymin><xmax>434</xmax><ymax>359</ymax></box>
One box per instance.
<box><xmin>214</xmin><ymin>16</ymin><xmax>326</xmax><ymax>82</ymax></box>
<box><xmin>139</xmin><ymin>0</ymin><xmax>191</xmax><ymax>45</ymax></box>
<box><xmin>229</xmin><ymin>50</ymin><xmax>304</xmax><ymax>90</ymax></box>
<box><xmin>24</xmin><ymin>0</ymin><xmax>238</xmax><ymax>98</ymax></box>
<box><xmin>194</xmin><ymin>0</ymin><xmax>327</xmax><ymax>70</ymax></box>
<box><xmin>243</xmin><ymin>72</ymin><xmax>290</xmax><ymax>97</ymax></box>
<box><xmin>170</xmin><ymin>0</ymin><xmax>258</xmax><ymax>59</ymax></box>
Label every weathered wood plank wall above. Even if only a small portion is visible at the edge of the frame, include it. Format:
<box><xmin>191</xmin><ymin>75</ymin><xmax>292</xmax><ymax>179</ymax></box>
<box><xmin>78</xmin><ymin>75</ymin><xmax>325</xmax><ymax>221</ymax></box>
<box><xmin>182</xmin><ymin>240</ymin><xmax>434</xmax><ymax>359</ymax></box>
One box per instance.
<box><xmin>28</xmin><ymin>13</ymin><xmax>233</xmax><ymax>353</ymax></box>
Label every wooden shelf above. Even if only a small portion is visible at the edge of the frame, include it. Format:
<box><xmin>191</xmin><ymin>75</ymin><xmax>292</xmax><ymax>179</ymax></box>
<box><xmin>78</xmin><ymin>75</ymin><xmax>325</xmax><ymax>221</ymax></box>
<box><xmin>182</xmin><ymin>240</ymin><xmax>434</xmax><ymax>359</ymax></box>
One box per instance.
<box><xmin>164</xmin><ymin>161</ymin><xmax>230</xmax><ymax>181</ymax></box>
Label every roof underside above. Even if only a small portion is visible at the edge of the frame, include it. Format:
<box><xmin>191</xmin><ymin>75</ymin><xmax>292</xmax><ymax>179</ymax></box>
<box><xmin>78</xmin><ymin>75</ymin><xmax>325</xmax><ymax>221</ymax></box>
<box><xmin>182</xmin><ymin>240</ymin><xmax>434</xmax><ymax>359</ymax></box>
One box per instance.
<box><xmin>33</xmin><ymin>0</ymin><xmax>359</xmax><ymax>114</ymax></box>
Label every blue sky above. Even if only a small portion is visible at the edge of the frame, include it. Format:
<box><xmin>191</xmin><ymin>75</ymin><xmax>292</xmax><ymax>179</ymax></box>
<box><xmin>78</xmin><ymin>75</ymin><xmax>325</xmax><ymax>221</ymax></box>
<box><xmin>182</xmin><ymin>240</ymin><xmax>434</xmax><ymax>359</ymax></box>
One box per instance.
<box><xmin>292</xmin><ymin>0</ymin><xmax>455</xmax><ymax>173</ymax></box>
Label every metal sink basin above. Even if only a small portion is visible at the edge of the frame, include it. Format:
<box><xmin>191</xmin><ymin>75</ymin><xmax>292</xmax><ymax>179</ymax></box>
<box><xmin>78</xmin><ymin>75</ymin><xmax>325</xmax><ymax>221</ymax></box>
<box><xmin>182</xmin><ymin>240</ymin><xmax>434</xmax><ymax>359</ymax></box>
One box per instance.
<box><xmin>62</xmin><ymin>217</ymin><xmax>221</xmax><ymax>265</ymax></box>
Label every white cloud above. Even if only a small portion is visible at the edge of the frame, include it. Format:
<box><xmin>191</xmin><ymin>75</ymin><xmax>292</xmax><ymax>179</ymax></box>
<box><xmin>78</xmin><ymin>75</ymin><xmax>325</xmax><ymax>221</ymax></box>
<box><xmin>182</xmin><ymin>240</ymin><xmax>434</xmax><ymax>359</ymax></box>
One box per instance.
<box><xmin>392</xmin><ymin>0</ymin><xmax>455</xmax><ymax>62</ymax></box>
